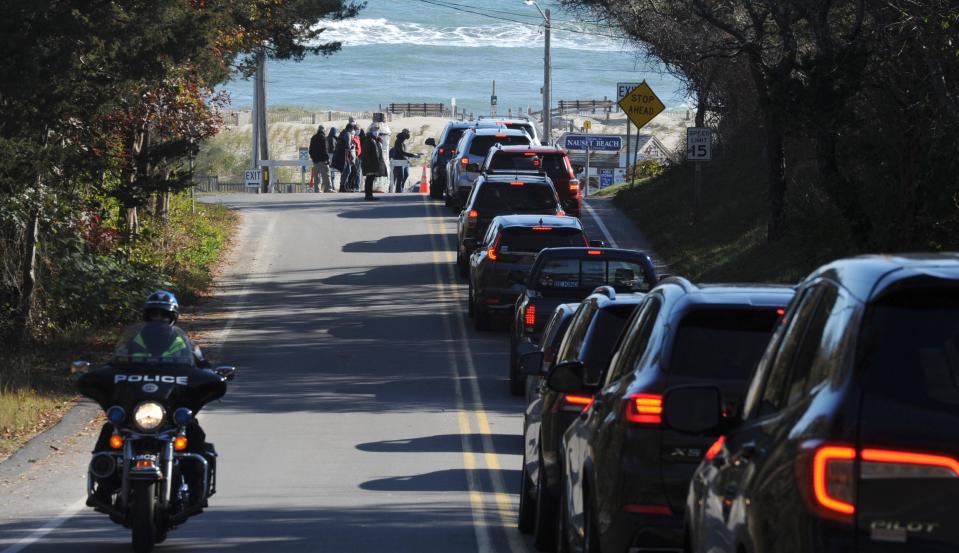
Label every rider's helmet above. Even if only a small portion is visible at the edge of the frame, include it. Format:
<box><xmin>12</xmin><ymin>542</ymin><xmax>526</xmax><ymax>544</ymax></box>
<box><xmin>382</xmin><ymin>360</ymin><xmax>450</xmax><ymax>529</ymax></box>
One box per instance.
<box><xmin>143</xmin><ymin>290</ymin><xmax>179</xmax><ymax>325</ymax></box>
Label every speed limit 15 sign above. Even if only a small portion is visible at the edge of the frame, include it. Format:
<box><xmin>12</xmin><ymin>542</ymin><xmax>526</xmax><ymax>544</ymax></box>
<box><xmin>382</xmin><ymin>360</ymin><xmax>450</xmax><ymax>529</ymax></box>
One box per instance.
<box><xmin>687</xmin><ymin>127</ymin><xmax>712</xmax><ymax>161</ymax></box>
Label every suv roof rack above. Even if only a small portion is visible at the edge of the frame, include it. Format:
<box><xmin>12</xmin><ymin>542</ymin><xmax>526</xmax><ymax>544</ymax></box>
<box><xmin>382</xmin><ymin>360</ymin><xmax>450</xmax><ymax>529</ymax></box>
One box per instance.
<box><xmin>477</xmin><ymin>115</ymin><xmax>533</xmax><ymax>122</ymax></box>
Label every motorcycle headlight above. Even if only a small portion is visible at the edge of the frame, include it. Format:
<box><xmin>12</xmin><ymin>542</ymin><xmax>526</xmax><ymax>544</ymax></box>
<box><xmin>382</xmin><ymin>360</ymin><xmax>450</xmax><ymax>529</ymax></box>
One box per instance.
<box><xmin>133</xmin><ymin>401</ymin><xmax>165</xmax><ymax>432</ymax></box>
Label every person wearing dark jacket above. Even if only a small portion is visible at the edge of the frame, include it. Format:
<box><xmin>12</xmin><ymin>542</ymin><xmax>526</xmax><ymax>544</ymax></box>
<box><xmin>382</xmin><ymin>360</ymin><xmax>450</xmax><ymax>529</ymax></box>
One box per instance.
<box><xmin>335</xmin><ymin>125</ymin><xmax>355</xmax><ymax>192</ymax></box>
<box><xmin>351</xmin><ymin>128</ymin><xmax>365</xmax><ymax>192</ymax></box>
<box><xmin>390</xmin><ymin>128</ymin><xmax>419</xmax><ymax>193</ymax></box>
<box><xmin>327</xmin><ymin>127</ymin><xmax>339</xmax><ymax>187</ymax></box>
<box><xmin>362</xmin><ymin>125</ymin><xmax>387</xmax><ymax>201</ymax></box>
<box><xmin>308</xmin><ymin>125</ymin><xmax>333</xmax><ymax>192</ymax></box>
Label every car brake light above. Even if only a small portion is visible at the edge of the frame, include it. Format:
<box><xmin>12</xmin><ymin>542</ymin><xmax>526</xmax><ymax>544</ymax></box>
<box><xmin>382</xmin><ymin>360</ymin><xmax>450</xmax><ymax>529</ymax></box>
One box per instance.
<box><xmin>559</xmin><ymin>394</ymin><xmax>594</xmax><ymax>412</ymax></box>
<box><xmin>439</xmin><ymin>147</ymin><xmax>445</xmax><ymax>155</ymax></box>
<box><xmin>622</xmin><ymin>504</ymin><xmax>671</xmax><ymax>515</ymax></box>
<box><xmin>704</xmin><ymin>436</ymin><xmax>725</xmax><ymax>462</ymax></box>
<box><xmin>461</xmin><ymin>157</ymin><xmax>469</xmax><ymax>166</ymax></box>
<box><xmin>556</xmin><ymin>210</ymin><xmax>566</xmax><ymax>216</ymax></box>
<box><xmin>531</xmin><ymin>226</ymin><xmax>553</xmax><ymax>231</ymax></box>
<box><xmin>569</xmin><ymin>182</ymin><xmax>579</xmax><ymax>191</ymax></box>
<box><xmin>861</xmin><ymin>448</ymin><xmax>959</xmax><ymax>479</ymax></box>
<box><xmin>510</xmin><ymin>181</ymin><xmax>525</xmax><ymax>186</ymax></box>
<box><xmin>625</xmin><ymin>393</ymin><xmax>662</xmax><ymax>425</ymax></box>
<box><xmin>776</xmin><ymin>308</ymin><xmax>785</xmax><ymax>316</ymax></box>
<box><xmin>812</xmin><ymin>445</ymin><xmax>857</xmax><ymax>517</ymax></box>
<box><xmin>524</xmin><ymin>152</ymin><xmax>537</xmax><ymax>156</ymax></box>
<box><xmin>524</xmin><ymin>304</ymin><xmax>536</xmax><ymax>327</ymax></box>
<box><xmin>487</xmin><ymin>235</ymin><xmax>501</xmax><ymax>261</ymax></box>
<box><xmin>495</xmin><ymin>134</ymin><xmax>507</xmax><ymax>138</ymax></box>
<box><xmin>587</xmin><ymin>250</ymin><xmax>602</xmax><ymax>255</ymax></box>
<box><xmin>468</xmin><ymin>209</ymin><xmax>478</xmax><ymax>218</ymax></box>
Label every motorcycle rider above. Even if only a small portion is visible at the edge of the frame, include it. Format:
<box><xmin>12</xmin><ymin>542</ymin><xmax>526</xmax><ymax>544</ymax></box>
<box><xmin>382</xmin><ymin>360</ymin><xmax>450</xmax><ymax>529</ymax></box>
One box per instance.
<box><xmin>87</xmin><ymin>290</ymin><xmax>220</xmax><ymax>506</ymax></box>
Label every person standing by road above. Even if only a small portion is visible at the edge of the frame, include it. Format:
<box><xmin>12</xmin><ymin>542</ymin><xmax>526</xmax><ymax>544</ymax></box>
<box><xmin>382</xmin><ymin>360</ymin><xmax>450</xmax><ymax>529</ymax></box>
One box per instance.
<box><xmin>308</xmin><ymin>125</ymin><xmax>333</xmax><ymax>193</ymax></box>
<box><xmin>351</xmin><ymin>127</ymin><xmax>365</xmax><ymax>192</ymax></box>
<box><xmin>336</xmin><ymin>124</ymin><xmax>355</xmax><ymax>192</ymax></box>
<box><xmin>327</xmin><ymin>127</ymin><xmax>339</xmax><ymax>187</ymax></box>
<box><xmin>362</xmin><ymin>124</ymin><xmax>387</xmax><ymax>201</ymax></box>
<box><xmin>390</xmin><ymin>128</ymin><xmax>419</xmax><ymax>193</ymax></box>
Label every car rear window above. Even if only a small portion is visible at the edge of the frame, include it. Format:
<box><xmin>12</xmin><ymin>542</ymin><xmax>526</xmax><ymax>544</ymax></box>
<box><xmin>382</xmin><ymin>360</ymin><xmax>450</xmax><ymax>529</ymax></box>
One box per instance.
<box><xmin>476</xmin><ymin>182</ymin><xmax>557</xmax><ymax>214</ymax></box>
<box><xmin>489</xmin><ymin>153</ymin><xmax>569</xmax><ymax>181</ymax></box>
<box><xmin>862</xmin><ymin>289</ymin><xmax>959</xmax><ymax>409</ymax></box>
<box><xmin>504</xmin><ymin>122</ymin><xmax>536</xmax><ymax>138</ymax></box>
<box><xmin>534</xmin><ymin>258</ymin><xmax>650</xmax><ymax>293</ymax></box>
<box><xmin>443</xmin><ymin>128</ymin><xmax>466</xmax><ymax>147</ymax></box>
<box><xmin>669</xmin><ymin>308</ymin><xmax>782</xmax><ymax>380</ymax></box>
<box><xmin>470</xmin><ymin>135</ymin><xmax>531</xmax><ymax>155</ymax></box>
<box><xmin>500</xmin><ymin>227</ymin><xmax>586</xmax><ymax>253</ymax></box>
<box><xmin>582</xmin><ymin>305</ymin><xmax>638</xmax><ymax>383</ymax></box>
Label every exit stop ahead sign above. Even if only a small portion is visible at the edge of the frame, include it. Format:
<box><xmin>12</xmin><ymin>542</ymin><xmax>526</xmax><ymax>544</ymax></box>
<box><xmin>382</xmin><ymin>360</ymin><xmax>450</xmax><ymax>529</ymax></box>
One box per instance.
<box><xmin>618</xmin><ymin>81</ymin><xmax>665</xmax><ymax>129</ymax></box>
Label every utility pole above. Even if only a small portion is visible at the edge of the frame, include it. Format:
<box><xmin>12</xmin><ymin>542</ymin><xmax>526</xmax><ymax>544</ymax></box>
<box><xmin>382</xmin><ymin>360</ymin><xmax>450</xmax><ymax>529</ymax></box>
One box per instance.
<box><xmin>256</xmin><ymin>54</ymin><xmax>270</xmax><ymax>193</ymax></box>
<box><xmin>491</xmin><ymin>80</ymin><xmax>497</xmax><ymax>117</ymax></box>
<box><xmin>543</xmin><ymin>8</ymin><xmax>551</xmax><ymax>144</ymax></box>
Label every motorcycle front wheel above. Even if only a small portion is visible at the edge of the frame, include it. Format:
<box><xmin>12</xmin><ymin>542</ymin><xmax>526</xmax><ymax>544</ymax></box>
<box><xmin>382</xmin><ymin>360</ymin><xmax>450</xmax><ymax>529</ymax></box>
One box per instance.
<box><xmin>131</xmin><ymin>481</ymin><xmax>157</xmax><ymax>553</ymax></box>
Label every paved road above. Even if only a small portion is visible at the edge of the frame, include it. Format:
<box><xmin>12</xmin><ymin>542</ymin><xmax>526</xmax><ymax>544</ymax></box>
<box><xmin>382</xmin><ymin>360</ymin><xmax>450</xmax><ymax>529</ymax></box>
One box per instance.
<box><xmin>0</xmin><ymin>193</ymin><xmax>538</xmax><ymax>553</ymax></box>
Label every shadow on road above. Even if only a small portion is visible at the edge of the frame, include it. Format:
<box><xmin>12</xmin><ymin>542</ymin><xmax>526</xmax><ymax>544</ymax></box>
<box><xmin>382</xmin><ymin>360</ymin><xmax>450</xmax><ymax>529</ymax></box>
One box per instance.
<box><xmin>356</xmin><ymin>434</ymin><xmax>523</xmax><ymax>456</ymax></box>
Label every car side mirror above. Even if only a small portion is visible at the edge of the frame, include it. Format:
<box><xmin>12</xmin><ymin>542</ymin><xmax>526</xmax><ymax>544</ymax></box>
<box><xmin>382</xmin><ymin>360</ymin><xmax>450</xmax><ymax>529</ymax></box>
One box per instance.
<box><xmin>589</xmin><ymin>240</ymin><xmax>606</xmax><ymax>247</ymax></box>
<box><xmin>71</xmin><ymin>360</ymin><xmax>90</xmax><ymax>374</ymax></box>
<box><xmin>546</xmin><ymin>360</ymin><xmax>588</xmax><ymax>394</ymax></box>
<box><xmin>214</xmin><ymin>366</ymin><xmax>237</xmax><ymax>381</ymax></box>
<box><xmin>425</xmin><ymin>138</ymin><xmax>436</xmax><ymax>147</ymax></box>
<box><xmin>518</xmin><ymin>350</ymin><xmax>545</xmax><ymax>376</ymax></box>
<box><xmin>663</xmin><ymin>385</ymin><xmax>722</xmax><ymax>434</ymax></box>
<box><xmin>463</xmin><ymin>238</ymin><xmax>480</xmax><ymax>251</ymax></box>
<box><xmin>507</xmin><ymin>270</ymin><xmax>526</xmax><ymax>285</ymax></box>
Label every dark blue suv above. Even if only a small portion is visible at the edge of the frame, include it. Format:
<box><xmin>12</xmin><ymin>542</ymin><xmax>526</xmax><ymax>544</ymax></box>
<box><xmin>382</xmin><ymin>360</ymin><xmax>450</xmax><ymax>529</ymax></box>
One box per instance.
<box><xmin>679</xmin><ymin>254</ymin><xmax>959</xmax><ymax>553</ymax></box>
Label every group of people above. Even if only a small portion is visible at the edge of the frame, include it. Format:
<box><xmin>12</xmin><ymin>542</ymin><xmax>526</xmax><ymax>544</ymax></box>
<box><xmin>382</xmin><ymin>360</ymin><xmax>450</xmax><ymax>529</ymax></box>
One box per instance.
<box><xmin>309</xmin><ymin>117</ymin><xmax>420</xmax><ymax>200</ymax></box>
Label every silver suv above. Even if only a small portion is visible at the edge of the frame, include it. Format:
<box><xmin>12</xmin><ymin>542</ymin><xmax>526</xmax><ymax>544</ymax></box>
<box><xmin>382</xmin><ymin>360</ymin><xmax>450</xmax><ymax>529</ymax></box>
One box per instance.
<box><xmin>446</xmin><ymin>127</ymin><xmax>532</xmax><ymax>210</ymax></box>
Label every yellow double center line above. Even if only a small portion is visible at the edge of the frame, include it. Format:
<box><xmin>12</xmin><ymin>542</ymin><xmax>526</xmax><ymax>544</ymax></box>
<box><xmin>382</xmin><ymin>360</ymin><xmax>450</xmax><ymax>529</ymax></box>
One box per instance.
<box><xmin>422</xmin><ymin>196</ymin><xmax>528</xmax><ymax>553</ymax></box>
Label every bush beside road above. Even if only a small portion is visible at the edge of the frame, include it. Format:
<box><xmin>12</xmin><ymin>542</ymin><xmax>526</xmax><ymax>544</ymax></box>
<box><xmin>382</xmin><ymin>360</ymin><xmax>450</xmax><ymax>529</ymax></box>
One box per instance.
<box><xmin>0</xmin><ymin>194</ymin><xmax>237</xmax><ymax>462</ymax></box>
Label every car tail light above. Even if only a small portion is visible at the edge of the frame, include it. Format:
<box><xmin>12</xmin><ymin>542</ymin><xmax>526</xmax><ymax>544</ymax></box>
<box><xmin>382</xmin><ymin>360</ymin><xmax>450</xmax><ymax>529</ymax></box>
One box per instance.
<box><xmin>439</xmin><ymin>147</ymin><xmax>446</xmax><ymax>155</ymax></box>
<box><xmin>487</xmin><ymin>235</ymin><xmax>501</xmax><ymax>261</ymax></box>
<box><xmin>704</xmin><ymin>436</ymin><xmax>725</xmax><ymax>462</ymax></box>
<box><xmin>587</xmin><ymin>250</ymin><xmax>602</xmax><ymax>255</ymax></box>
<box><xmin>461</xmin><ymin>157</ymin><xmax>469</xmax><ymax>166</ymax></box>
<box><xmin>496</xmin><ymin>134</ymin><xmax>507</xmax><ymax>138</ymax></box>
<box><xmin>510</xmin><ymin>181</ymin><xmax>525</xmax><ymax>186</ymax></box>
<box><xmin>532</xmin><ymin>226</ymin><xmax>553</xmax><ymax>231</ymax></box>
<box><xmin>812</xmin><ymin>445</ymin><xmax>857</xmax><ymax>517</ymax></box>
<box><xmin>524</xmin><ymin>304</ymin><xmax>536</xmax><ymax>327</ymax></box>
<box><xmin>802</xmin><ymin>444</ymin><xmax>959</xmax><ymax>523</ymax></box>
<box><xmin>622</xmin><ymin>504</ymin><xmax>671</xmax><ymax>515</ymax></box>
<box><xmin>625</xmin><ymin>393</ymin><xmax>662</xmax><ymax>425</ymax></box>
<box><xmin>861</xmin><ymin>448</ymin><xmax>959</xmax><ymax>479</ymax></box>
<box><xmin>569</xmin><ymin>181</ymin><xmax>579</xmax><ymax>192</ymax></box>
<box><xmin>467</xmin><ymin>209</ymin><xmax>478</xmax><ymax>227</ymax></box>
<box><xmin>559</xmin><ymin>393</ymin><xmax>594</xmax><ymax>412</ymax></box>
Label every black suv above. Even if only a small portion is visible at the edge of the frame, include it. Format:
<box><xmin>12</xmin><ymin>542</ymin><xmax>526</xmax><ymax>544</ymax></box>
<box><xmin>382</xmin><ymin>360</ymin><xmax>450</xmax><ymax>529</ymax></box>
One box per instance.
<box><xmin>681</xmin><ymin>254</ymin><xmax>959</xmax><ymax>553</ymax></box>
<box><xmin>466</xmin><ymin>215</ymin><xmax>591</xmax><ymax>331</ymax></box>
<box><xmin>519</xmin><ymin>288</ymin><xmax>646</xmax><ymax>551</ymax></box>
<box><xmin>509</xmin><ymin>247</ymin><xmax>657</xmax><ymax>395</ymax></box>
<box><xmin>425</xmin><ymin>120</ymin><xmax>498</xmax><ymax>200</ymax></box>
<box><xmin>456</xmin><ymin>174</ymin><xmax>564</xmax><ymax>277</ymax></box>
<box><xmin>558</xmin><ymin>279</ymin><xmax>794</xmax><ymax>553</ymax></box>
<box><xmin>482</xmin><ymin>144</ymin><xmax>582</xmax><ymax>217</ymax></box>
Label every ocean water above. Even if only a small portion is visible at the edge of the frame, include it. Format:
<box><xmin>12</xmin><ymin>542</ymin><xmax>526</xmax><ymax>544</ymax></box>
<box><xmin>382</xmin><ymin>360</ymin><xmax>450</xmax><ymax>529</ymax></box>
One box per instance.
<box><xmin>223</xmin><ymin>0</ymin><xmax>688</xmax><ymax>113</ymax></box>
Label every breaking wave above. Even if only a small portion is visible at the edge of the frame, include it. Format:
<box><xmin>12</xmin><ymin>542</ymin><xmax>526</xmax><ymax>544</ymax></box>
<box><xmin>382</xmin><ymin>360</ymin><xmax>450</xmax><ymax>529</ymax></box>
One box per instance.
<box><xmin>312</xmin><ymin>18</ymin><xmax>628</xmax><ymax>52</ymax></box>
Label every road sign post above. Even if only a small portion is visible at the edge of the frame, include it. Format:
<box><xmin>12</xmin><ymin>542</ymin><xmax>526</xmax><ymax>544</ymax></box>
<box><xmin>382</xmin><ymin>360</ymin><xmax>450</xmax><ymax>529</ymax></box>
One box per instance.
<box><xmin>299</xmin><ymin>147</ymin><xmax>310</xmax><ymax>189</ymax></box>
<box><xmin>618</xmin><ymin>82</ymin><xmax>664</xmax><ymax>181</ymax></box>
<box><xmin>617</xmin><ymin>82</ymin><xmax>640</xmax><ymax>178</ymax></box>
<box><xmin>600</xmin><ymin>169</ymin><xmax>614</xmax><ymax>188</ymax></box>
<box><xmin>686</xmin><ymin>127</ymin><xmax>712</xmax><ymax>224</ymax></box>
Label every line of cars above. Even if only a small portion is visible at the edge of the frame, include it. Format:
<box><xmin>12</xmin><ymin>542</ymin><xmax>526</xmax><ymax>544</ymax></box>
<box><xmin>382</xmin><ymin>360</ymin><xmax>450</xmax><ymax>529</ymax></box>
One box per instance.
<box><xmin>423</xmin><ymin>118</ymin><xmax>959</xmax><ymax>552</ymax></box>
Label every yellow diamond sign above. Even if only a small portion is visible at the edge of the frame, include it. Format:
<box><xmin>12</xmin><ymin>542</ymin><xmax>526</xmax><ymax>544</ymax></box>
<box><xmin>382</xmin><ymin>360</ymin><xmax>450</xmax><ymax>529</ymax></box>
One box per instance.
<box><xmin>618</xmin><ymin>81</ymin><xmax>665</xmax><ymax>129</ymax></box>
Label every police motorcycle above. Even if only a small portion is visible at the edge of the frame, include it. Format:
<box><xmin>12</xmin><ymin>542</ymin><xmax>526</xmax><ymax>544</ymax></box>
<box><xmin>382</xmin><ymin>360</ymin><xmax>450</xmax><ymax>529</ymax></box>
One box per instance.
<box><xmin>73</xmin><ymin>304</ymin><xmax>235</xmax><ymax>553</ymax></box>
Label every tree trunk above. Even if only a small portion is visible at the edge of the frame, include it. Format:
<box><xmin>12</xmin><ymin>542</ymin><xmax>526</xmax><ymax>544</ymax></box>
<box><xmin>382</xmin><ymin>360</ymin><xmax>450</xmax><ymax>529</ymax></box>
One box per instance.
<box><xmin>13</xmin><ymin>208</ymin><xmax>40</xmax><ymax>344</ymax></box>
<box><xmin>765</xmin><ymin>109</ymin><xmax>787</xmax><ymax>242</ymax></box>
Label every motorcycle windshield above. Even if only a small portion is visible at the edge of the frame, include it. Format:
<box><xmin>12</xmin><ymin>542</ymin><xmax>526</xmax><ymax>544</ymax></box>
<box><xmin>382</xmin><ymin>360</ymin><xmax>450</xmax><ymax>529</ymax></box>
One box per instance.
<box><xmin>112</xmin><ymin>322</ymin><xmax>196</xmax><ymax>366</ymax></box>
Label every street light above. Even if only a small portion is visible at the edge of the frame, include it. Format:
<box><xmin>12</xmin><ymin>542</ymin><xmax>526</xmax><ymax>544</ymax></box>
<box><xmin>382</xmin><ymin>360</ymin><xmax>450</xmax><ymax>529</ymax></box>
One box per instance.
<box><xmin>524</xmin><ymin>0</ymin><xmax>551</xmax><ymax>144</ymax></box>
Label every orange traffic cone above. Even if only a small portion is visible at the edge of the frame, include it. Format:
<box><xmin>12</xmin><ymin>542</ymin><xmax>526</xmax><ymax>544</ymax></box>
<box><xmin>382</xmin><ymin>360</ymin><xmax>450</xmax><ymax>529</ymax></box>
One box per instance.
<box><xmin>419</xmin><ymin>166</ymin><xmax>429</xmax><ymax>195</ymax></box>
